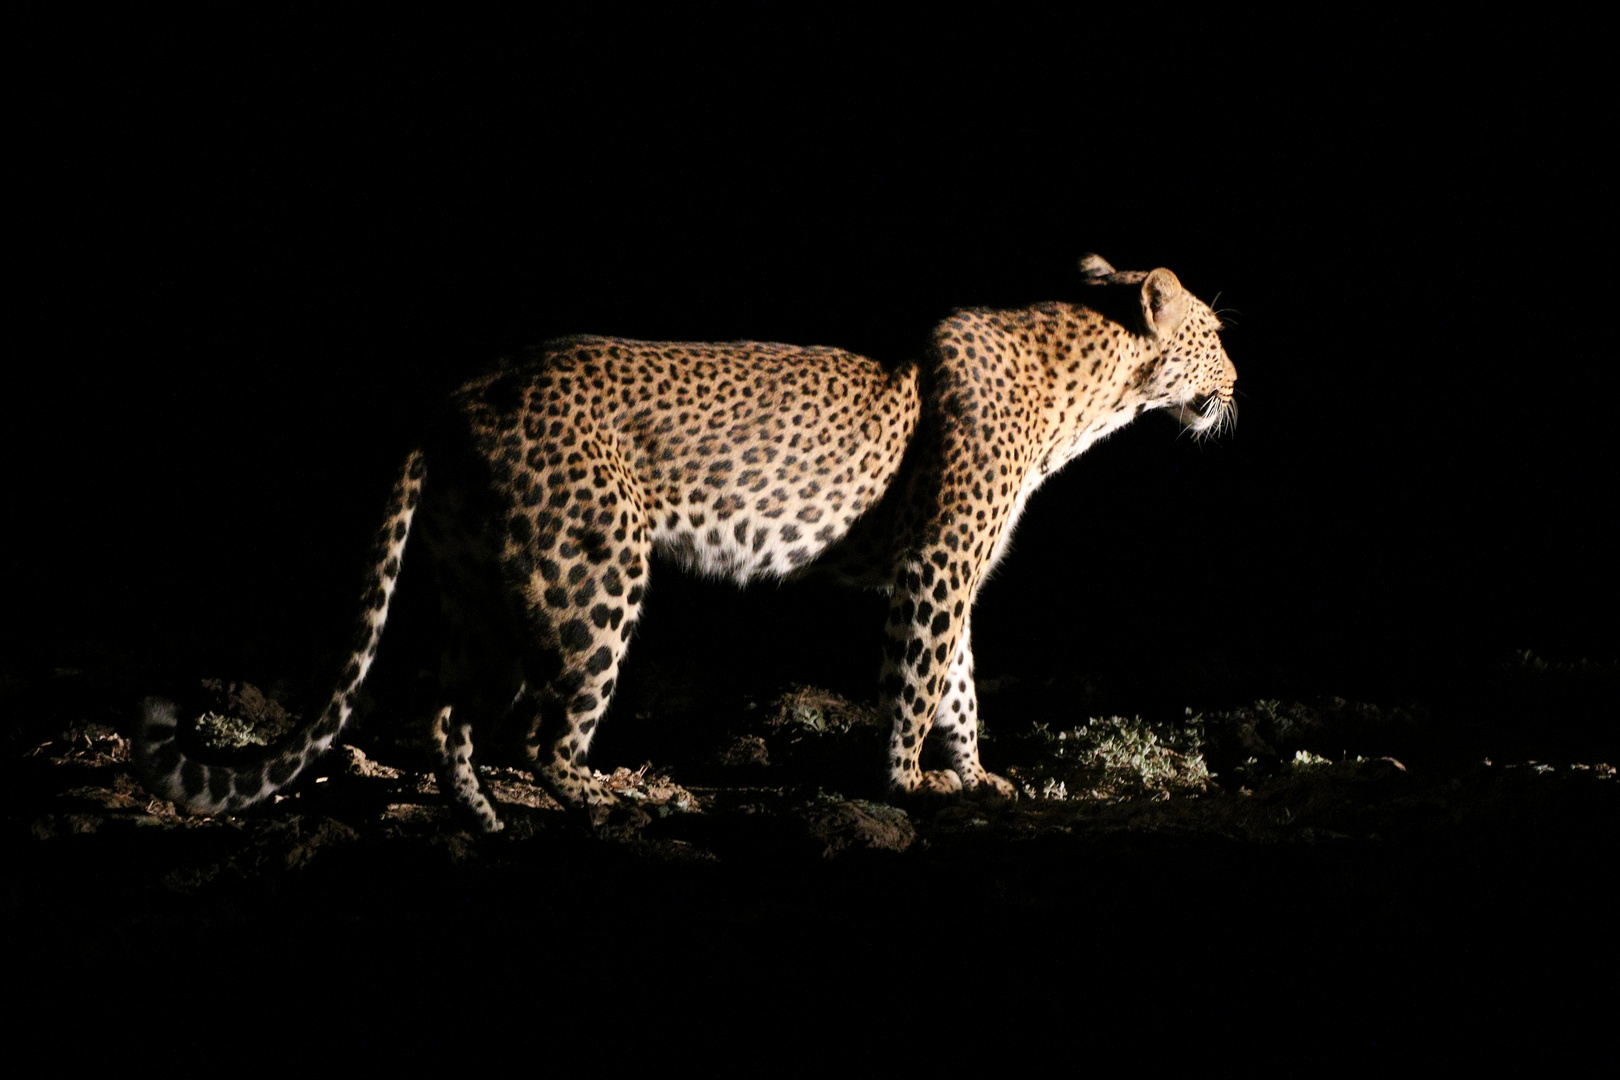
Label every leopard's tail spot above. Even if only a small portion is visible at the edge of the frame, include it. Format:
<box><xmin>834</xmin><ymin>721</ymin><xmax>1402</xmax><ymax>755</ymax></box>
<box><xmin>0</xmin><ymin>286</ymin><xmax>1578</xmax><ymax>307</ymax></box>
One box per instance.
<box><xmin>132</xmin><ymin>450</ymin><xmax>427</xmax><ymax>817</ymax></box>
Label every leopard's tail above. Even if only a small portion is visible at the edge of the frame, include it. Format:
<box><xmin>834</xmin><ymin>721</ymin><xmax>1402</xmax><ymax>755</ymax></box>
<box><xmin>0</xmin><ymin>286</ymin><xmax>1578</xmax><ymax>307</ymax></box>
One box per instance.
<box><xmin>134</xmin><ymin>450</ymin><xmax>427</xmax><ymax>817</ymax></box>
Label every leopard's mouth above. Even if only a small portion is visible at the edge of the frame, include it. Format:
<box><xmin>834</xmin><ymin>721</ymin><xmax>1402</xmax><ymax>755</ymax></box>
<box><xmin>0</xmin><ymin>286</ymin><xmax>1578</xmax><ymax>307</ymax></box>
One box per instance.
<box><xmin>1175</xmin><ymin>393</ymin><xmax>1222</xmax><ymax>431</ymax></box>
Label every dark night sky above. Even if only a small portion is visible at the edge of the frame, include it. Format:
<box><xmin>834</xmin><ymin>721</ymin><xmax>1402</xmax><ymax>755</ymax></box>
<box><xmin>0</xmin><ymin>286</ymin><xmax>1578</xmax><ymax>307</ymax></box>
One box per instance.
<box><xmin>10</xmin><ymin>13</ymin><xmax>1614</xmax><ymax>701</ymax></box>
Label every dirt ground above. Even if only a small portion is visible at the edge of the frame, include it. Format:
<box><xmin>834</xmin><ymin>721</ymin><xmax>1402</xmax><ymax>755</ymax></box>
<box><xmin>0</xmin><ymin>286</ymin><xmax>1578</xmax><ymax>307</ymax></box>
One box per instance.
<box><xmin>7</xmin><ymin>646</ymin><xmax>1615</xmax><ymax>1070</ymax></box>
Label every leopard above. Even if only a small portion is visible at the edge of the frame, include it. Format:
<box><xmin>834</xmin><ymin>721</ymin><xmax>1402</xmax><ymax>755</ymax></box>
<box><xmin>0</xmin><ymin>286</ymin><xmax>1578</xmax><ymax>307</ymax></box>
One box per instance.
<box><xmin>135</xmin><ymin>254</ymin><xmax>1236</xmax><ymax>832</ymax></box>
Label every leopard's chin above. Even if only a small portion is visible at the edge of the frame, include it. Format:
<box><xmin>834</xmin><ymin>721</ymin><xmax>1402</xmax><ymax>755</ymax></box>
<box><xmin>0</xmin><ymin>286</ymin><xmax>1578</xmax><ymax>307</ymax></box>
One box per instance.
<box><xmin>1173</xmin><ymin>395</ymin><xmax>1220</xmax><ymax>432</ymax></box>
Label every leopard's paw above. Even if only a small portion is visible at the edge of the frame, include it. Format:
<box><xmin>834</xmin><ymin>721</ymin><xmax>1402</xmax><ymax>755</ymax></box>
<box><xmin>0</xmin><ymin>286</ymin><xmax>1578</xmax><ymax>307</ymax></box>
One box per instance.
<box><xmin>889</xmin><ymin>768</ymin><xmax>964</xmax><ymax>800</ymax></box>
<box><xmin>962</xmin><ymin>769</ymin><xmax>1016</xmax><ymax>800</ymax></box>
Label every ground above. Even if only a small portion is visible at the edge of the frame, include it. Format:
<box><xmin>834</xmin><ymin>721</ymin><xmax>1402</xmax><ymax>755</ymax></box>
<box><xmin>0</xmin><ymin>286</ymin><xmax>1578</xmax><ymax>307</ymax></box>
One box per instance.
<box><xmin>6</xmin><ymin>634</ymin><xmax>1614</xmax><ymax>1069</ymax></box>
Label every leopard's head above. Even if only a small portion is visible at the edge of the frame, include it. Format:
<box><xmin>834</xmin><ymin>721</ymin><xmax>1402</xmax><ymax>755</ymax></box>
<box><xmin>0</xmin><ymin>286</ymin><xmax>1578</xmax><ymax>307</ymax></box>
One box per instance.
<box><xmin>1080</xmin><ymin>254</ymin><xmax>1237</xmax><ymax>437</ymax></box>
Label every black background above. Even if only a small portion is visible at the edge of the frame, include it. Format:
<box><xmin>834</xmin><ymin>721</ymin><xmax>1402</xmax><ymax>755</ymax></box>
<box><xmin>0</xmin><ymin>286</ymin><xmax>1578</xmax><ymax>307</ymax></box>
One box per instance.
<box><xmin>10</xmin><ymin>12</ymin><xmax>1614</xmax><ymax>709</ymax></box>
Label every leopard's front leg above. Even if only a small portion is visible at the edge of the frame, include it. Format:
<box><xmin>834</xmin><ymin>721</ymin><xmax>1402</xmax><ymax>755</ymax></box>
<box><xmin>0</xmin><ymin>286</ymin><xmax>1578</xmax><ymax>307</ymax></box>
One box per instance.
<box><xmin>878</xmin><ymin>351</ymin><xmax>1032</xmax><ymax>801</ymax></box>
<box><xmin>880</xmin><ymin>553</ymin><xmax>1012</xmax><ymax>800</ymax></box>
<box><xmin>925</xmin><ymin>618</ymin><xmax>1015</xmax><ymax>797</ymax></box>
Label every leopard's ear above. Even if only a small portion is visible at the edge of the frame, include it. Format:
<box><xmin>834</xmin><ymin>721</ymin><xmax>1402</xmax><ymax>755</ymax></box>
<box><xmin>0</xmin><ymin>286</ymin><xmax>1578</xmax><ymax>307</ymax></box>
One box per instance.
<box><xmin>1140</xmin><ymin>268</ymin><xmax>1189</xmax><ymax>337</ymax></box>
<box><xmin>1078</xmin><ymin>254</ymin><xmax>1115</xmax><ymax>281</ymax></box>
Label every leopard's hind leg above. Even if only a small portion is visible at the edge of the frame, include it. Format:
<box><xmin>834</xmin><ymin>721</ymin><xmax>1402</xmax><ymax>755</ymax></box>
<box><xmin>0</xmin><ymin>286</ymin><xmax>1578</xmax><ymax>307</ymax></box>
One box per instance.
<box><xmin>417</xmin><ymin>485</ymin><xmax>524</xmax><ymax>832</ymax></box>
<box><xmin>431</xmin><ymin>705</ymin><xmax>504</xmax><ymax>832</ymax></box>
<box><xmin>497</xmin><ymin>432</ymin><xmax>652</xmax><ymax>812</ymax></box>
